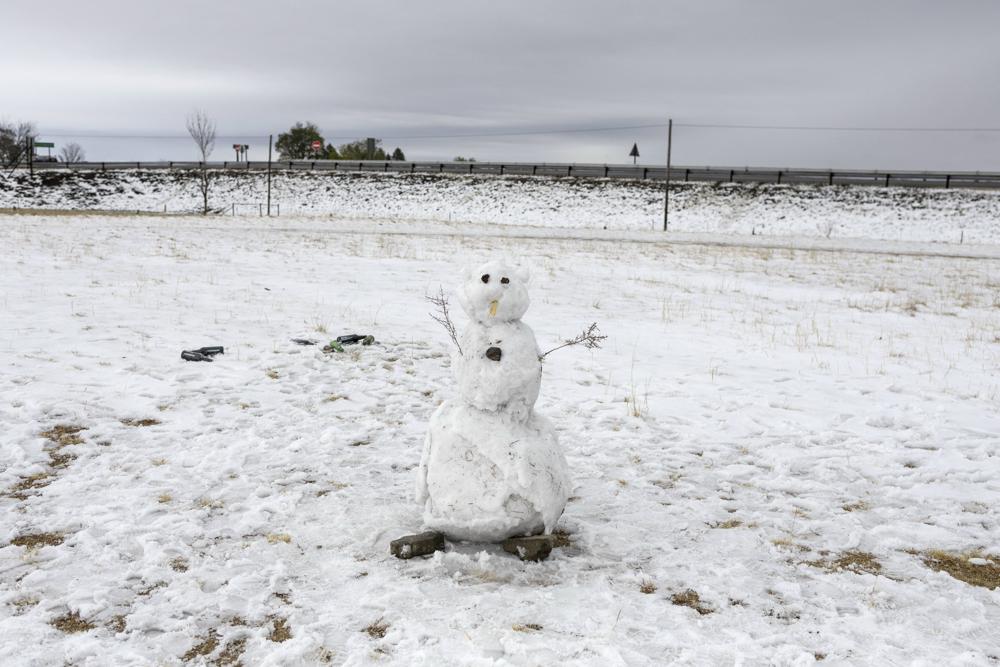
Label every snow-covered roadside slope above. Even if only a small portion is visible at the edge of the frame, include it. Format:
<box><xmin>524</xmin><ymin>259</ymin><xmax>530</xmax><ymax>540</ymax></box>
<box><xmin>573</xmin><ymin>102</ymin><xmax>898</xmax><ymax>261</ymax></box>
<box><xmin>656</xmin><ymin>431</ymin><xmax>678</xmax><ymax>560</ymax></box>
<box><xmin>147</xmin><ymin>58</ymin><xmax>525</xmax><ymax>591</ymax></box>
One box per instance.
<box><xmin>1</xmin><ymin>213</ymin><xmax>999</xmax><ymax>665</ymax></box>
<box><xmin>3</xmin><ymin>169</ymin><xmax>1000</xmax><ymax>244</ymax></box>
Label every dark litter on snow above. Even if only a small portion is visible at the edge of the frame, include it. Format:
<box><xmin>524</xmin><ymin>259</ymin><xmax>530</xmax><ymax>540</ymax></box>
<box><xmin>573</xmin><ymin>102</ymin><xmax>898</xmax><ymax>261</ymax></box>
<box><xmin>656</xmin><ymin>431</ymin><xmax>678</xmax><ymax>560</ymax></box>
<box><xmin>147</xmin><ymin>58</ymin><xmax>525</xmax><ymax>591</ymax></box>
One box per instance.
<box><xmin>291</xmin><ymin>338</ymin><xmax>318</xmax><ymax>346</ymax></box>
<box><xmin>337</xmin><ymin>334</ymin><xmax>375</xmax><ymax>345</ymax></box>
<box><xmin>181</xmin><ymin>346</ymin><xmax>224</xmax><ymax>362</ymax></box>
<box><xmin>323</xmin><ymin>334</ymin><xmax>375</xmax><ymax>353</ymax></box>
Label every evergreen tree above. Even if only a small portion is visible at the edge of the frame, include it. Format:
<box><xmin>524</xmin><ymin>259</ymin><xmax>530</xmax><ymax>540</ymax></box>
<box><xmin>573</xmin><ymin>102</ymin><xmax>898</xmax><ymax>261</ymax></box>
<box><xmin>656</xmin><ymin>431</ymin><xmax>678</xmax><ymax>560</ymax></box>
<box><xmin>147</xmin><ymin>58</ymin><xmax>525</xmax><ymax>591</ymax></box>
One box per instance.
<box><xmin>391</xmin><ymin>147</ymin><xmax>405</xmax><ymax>161</ymax></box>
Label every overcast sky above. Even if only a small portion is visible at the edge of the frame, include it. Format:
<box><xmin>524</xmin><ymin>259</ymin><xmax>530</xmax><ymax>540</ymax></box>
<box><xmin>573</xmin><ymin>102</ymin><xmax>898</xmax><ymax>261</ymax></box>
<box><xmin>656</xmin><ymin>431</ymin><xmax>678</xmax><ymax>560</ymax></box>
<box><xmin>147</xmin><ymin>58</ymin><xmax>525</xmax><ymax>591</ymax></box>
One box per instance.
<box><xmin>6</xmin><ymin>1</ymin><xmax>1000</xmax><ymax>169</ymax></box>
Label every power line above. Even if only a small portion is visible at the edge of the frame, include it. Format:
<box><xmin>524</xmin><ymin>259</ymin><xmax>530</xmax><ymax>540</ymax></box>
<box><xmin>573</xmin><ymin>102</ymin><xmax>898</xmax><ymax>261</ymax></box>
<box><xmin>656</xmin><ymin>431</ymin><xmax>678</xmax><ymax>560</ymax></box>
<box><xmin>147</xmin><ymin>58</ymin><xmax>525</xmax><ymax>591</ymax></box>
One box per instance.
<box><xmin>360</xmin><ymin>124</ymin><xmax>669</xmax><ymax>139</ymax></box>
<box><xmin>677</xmin><ymin>123</ymin><xmax>1000</xmax><ymax>132</ymax></box>
<box><xmin>36</xmin><ymin>122</ymin><xmax>1000</xmax><ymax>142</ymax></box>
<box><xmin>38</xmin><ymin>133</ymin><xmax>271</xmax><ymax>140</ymax></box>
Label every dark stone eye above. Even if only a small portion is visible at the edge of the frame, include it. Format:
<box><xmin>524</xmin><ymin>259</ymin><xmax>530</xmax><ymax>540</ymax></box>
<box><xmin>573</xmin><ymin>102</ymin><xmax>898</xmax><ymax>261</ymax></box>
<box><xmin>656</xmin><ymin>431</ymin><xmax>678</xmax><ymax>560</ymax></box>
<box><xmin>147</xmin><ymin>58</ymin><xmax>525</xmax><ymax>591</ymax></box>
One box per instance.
<box><xmin>481</xmin><ymin>274</ymin><xmax>490</xmax><ymax>283</ymax></box>
<box><xmin>501</xmin><ymin>277</ymin><xmax>509</xmax><ymax>284</ymax></box>
<box><xmin>485</xmin><ymin>347</ymin><xmax>502</xmax><ymax>361</ymax></box>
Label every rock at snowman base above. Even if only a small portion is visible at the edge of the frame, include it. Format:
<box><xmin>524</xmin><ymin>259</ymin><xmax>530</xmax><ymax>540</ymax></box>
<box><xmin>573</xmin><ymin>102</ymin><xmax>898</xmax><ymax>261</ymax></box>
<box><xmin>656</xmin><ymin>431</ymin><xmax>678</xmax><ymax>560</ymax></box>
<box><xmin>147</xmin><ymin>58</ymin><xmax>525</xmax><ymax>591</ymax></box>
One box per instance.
<box><xmin>390</xmin><ymin>531</ymin><xmax>445</xmax><ymax>559</ymax></box>
<box><xmin>503</xmin><ymin>535</ymin><xmax>554</xmax><ymax>562</ymax></box>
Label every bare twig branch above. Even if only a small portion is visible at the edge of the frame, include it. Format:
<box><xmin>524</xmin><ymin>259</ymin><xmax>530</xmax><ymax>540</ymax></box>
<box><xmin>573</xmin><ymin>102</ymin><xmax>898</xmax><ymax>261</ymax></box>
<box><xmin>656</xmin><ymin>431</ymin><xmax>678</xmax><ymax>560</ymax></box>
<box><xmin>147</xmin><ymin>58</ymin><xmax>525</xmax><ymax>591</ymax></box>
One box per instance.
<box><xmin>426</xmin><ymin>287</ymin><xmax>462</xmax><ymax>355</ymax></box>
<box><xmin>540</xmin><ymin>322</ymin><xmax>607</xmax><ymax>359</ymax></box>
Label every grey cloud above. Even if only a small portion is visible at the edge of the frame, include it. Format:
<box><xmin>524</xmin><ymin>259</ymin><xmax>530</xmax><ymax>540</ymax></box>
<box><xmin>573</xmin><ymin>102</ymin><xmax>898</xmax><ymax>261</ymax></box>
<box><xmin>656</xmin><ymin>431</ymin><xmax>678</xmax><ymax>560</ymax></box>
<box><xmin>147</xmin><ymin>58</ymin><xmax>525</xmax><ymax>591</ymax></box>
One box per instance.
<box><xmin>5</xmin><ymin>0</ymin><xmax>999</xmax><ymax>168</ymax></box>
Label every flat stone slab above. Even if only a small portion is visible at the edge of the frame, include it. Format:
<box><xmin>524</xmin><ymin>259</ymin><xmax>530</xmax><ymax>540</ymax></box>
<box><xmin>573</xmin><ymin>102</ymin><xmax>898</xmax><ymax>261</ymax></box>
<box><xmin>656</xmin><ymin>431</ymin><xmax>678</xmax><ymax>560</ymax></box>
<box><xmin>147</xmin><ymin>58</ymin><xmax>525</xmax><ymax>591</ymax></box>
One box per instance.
<box><xmin>502</xmin><ymin>535</ymin><xmax>554</xmax><ymax>562</ymax></box>
<box><xmin>390</xmin><ymin>531</ymin><xmax>445</xmax><ymax>559</ymax></box>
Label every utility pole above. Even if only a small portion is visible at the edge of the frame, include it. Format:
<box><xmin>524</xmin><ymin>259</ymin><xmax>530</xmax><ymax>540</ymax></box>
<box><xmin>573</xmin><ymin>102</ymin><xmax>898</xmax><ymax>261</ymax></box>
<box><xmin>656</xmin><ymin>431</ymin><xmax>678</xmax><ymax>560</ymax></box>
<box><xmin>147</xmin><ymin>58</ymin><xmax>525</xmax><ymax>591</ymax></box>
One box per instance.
<box><xmin>267</xmin><ymin>134</ymin><xmax>273</xmax><ymax>216</ymax></box>
<box><xmin>663</xmin><ymin>118</ymin><xmax>672</xmax><ymax>231</ymax></box>
<box><xmin>27</xmin><ymin>136</ymin><xmax>34</xmax><ymax>177</ymax></box>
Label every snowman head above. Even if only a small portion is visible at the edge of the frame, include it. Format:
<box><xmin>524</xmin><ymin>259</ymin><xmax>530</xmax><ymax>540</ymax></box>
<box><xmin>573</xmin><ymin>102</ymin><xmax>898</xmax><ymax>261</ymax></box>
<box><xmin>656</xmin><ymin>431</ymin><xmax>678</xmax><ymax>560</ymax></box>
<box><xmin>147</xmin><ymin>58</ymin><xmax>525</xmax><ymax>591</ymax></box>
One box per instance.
<box><xmin>457</xmin><ymin>260</ymin><xmax>530</xmax><ymax>325</ymax></box>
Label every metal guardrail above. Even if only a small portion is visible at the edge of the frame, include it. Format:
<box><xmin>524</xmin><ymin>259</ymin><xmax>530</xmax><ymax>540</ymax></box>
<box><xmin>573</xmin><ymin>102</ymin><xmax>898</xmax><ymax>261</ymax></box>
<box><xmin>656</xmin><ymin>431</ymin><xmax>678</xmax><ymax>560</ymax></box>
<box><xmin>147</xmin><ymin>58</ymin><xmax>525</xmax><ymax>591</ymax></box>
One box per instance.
<box><xmin>21</xmin><ymin>160</ymin><xmax>1000</xmax><ymax>190</ymax></box>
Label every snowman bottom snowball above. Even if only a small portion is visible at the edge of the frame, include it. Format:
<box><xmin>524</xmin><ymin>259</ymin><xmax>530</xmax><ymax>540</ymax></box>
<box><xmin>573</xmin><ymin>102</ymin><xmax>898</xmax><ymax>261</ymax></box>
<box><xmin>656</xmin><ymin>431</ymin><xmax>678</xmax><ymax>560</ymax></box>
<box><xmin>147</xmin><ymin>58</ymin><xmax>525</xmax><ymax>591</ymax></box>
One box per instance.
<box><xmin>417</xmin><ymin>401</ymin><xmax>571</xmax><ymax>543</ymax></box>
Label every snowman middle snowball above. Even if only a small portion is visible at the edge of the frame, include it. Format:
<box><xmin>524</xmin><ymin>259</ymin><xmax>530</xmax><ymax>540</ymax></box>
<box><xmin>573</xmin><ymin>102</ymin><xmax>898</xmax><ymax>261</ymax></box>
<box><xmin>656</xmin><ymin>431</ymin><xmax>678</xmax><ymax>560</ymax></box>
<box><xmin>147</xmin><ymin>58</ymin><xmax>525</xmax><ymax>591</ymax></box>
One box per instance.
<box><xmin>416</xmin><ymin>260</ymin><xmax>571</xmax><ymax>542</ymax></box>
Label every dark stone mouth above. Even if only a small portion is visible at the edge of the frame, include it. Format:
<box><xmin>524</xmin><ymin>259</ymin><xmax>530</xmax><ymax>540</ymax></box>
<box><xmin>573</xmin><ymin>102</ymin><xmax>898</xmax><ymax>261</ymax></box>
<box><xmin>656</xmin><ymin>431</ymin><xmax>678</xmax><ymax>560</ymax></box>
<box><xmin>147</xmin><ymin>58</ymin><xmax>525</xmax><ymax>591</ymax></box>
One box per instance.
<box><xmin>485</xmin><ymin>347</ymin><xmax>502</xmax><ymax>362</ymax></box>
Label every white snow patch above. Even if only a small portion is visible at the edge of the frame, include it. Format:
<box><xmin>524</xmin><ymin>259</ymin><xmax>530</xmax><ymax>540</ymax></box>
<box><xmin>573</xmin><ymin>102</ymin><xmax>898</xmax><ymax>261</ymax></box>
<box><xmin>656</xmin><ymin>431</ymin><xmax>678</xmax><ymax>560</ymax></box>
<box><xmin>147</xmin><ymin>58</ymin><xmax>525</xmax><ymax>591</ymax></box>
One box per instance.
<box><xmin>1</xmin><ymin>212</ymin><xmax>999</xmax><ymax>664</ymax></box>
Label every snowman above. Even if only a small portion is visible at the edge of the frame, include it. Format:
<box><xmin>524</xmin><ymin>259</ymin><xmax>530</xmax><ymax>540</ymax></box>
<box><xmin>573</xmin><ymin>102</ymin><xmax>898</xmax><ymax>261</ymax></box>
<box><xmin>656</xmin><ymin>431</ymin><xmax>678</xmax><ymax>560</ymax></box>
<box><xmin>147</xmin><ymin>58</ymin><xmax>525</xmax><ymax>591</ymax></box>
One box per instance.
<box><xmin>415</xmin><ymin>260</ymin><xmax>571</xmax><ymax>543</ymax></box>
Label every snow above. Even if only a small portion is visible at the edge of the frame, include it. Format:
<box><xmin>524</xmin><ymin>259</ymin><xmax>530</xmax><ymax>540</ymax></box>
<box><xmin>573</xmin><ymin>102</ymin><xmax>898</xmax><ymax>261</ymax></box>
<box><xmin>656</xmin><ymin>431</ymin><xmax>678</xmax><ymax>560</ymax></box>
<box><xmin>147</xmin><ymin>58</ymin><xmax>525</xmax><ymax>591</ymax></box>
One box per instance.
<box><xmin>1</xmin><ymin>211</ymin><xmax>1000</xmax><ymax>664</ymax></box>
<box><xmin>457</xmin><ymin>261</ymin><xmax>532</xmax><ymax>325</ymax></box>
<box><xmin>455</xmin><ymin>322</ymin><xmax>541</xmax><ymax>420</ymax></box>
<box><xmin>418</xmin><ymin>262</ymin><xmax>570</xmax><ymax>542</ymax></box>
<box><xmin>418</xmin><ymin>403</ymin><xmax>568</xmax><ymax>542</ymax></box>
<box><xmin>3</xmin><ymin>169</ymin><xmax>1000</xmax><ymax>244</ymax></box>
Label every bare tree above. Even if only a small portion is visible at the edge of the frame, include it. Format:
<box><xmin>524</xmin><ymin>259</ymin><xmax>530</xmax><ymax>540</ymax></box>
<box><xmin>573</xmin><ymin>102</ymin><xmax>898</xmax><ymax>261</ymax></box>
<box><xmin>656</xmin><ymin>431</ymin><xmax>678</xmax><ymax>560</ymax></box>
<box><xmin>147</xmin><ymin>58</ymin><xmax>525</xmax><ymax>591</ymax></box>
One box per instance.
<box><xmin>0</xmin><ymin>120</ymin><xmax>35</xmax><ymax>168</ymax></box>
<box><xmin>59</xmin><ymin>142</ymin><xmax>85</xmax><ymax>164</ymax></box>
<box><xmin>186</xmin><ymin>110</ymin><xmax>216</xmax><ymax>214</ymax></box>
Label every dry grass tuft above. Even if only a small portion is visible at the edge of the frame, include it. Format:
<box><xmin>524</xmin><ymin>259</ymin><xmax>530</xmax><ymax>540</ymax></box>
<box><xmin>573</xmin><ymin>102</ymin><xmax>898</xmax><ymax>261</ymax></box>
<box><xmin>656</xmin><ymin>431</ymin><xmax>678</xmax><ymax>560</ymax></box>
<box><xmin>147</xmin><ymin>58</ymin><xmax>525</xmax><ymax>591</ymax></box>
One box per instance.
<box><xmin>266</xmin><ymin>533</ymin><xmax>292</xmax><ymax>544</ymax></box>
<box><xmin>922</xmin><ymin>550</ymin><xmax>1000</xmax><ymax>590</ymax></box>
<box><xmin>121</xmin><ymin>417</ymin><xmax>161</xmax><ymax>427</ymax></box>
<box><xmin>807</xmin><ymin>551</ymin><xmax>882</xmax><ymax>576</ymax></box>
<box><xmin>40</xmin><ymin>424</ymin><xmax>86</xmax><ymax>446</ymax></box>
<box><xmin>11</xmin><ymin>597</ymin><xmax>39</xmax><ymax>615</ymax></box>
<box><xmin>771</xmin><ymin>537</ymin><xmax>809</xmax><ymax>552</ymax></box>
<box><xmin>268</xmin><ymin>617</ymin><xmax>292</xmax><ymax>642</ymax></box>
<box><xmin>49</xmin><ymin>449</ymin><xmax>76</xmax><ymax>469</ymax></box>
<box><xmin>265</xmin><ymin>369</ymin><xmax>280</xmax><ymax>380</ymax></box>
<box><xmin>182</xmin><ymin>630</ymin><xmax>219</xmax><ymax>662</ymax></box>
<box><xmin>197</xmin><ymin>498</ymin><xmax>223</xmax><ymax>510</ymax></box>
<box><xmin>512</xmin><ymin>623</ymin><xmax>543</xmax><ymax>632</ymax></box>
<box><xmin>710</xmin><ymin>519</ymin><xmax>743</xmax><ymax>529</ymax></box>
<box><xmin>170</xmin><ymin>557</ymin><xmax>189</xmax><ymax>572</ymax></box>
<box><xmin>3</xmin><ymin>425</ymin><xmax>91</xmax><ymax>497</ymax></box>
<box><xmin>639</xmin><ymin>579</ymin><xmax>657</xmax><ymax>594</ymax></box>
<box><xmin>8</xmin><ymin>472</ymin><xmax>54</xmax><ymax>498</ymax></box>
<box><xmin>842</xmin><ymin>500</ymin><xmax>870</xmax><ymax>512</ymax></box>
<box><xmin>363</xmin><ymin>618</ymin><xmax>389</xmax><ymax>639</ymax></box>
<box><xmin>551</xmin><ymin>529</ymin><xmax>573</xmax><ymax>548</ymax></box>
<box><xmin>107</xmin><ymin>615</ymin><xmax>127</xmax><ymax>633</ymax></box>
<box><xmin>51</xmin><ymin>610</ymin><xmax>96</xmax><ymax>634</ymax></box>
<box><xmin>671</xmin><ymin>589</ymin><xmax>714</xmax><ymax>615</ymax></box>
<box><xmin>11</xmin><ymin>532</ymin><xmax>64</xmax><ymax>549</ymax></box>
<box><xmin>215</xmin><ymin>638</ymin><xmax>246</xmax><ymax>666</ymax></box>
<box><xmin>137</xmin><ymin>581</ymin><xmax>167</xmax><ymax>597</ymax></box>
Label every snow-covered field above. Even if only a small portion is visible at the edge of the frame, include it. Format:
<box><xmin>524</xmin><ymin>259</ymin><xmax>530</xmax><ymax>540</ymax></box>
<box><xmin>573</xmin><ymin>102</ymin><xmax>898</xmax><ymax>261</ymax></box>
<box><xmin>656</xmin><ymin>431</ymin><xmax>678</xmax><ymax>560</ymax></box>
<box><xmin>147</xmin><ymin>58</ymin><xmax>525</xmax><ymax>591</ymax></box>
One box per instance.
<box><xmin>2</xmin><ymin>212</ymin><xmax>1000</xmax><ymax>665</ymax></box>
<box><xmin>3</xmin><ymin>169</ymin><xmax>1000</xmax><ymax>244</ymax></box>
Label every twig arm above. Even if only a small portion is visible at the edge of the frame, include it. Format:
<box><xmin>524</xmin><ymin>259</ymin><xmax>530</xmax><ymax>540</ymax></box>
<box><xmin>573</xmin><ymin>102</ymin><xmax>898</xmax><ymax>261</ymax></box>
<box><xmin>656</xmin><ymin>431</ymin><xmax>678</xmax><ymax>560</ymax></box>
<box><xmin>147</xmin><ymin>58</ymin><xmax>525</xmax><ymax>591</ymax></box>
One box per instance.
<box><xmin>426</xmin><ymin>288</ymin><xmax>462</xmax><ymax>355</ymax></box>
<box><xmin>540</xmin><ymin>322</ymin><xmax>606</xmax><ymax>359</ymax></box>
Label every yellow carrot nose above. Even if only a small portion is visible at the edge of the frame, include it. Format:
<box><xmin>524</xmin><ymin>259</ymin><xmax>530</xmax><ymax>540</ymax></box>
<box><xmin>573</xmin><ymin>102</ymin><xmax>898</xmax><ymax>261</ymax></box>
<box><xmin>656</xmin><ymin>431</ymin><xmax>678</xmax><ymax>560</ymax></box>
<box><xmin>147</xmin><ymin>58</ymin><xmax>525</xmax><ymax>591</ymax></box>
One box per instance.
<box><xmin>488</xmin><ymin>300</ymin><xmax>498</xmax><ymax>317</ymax></box>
